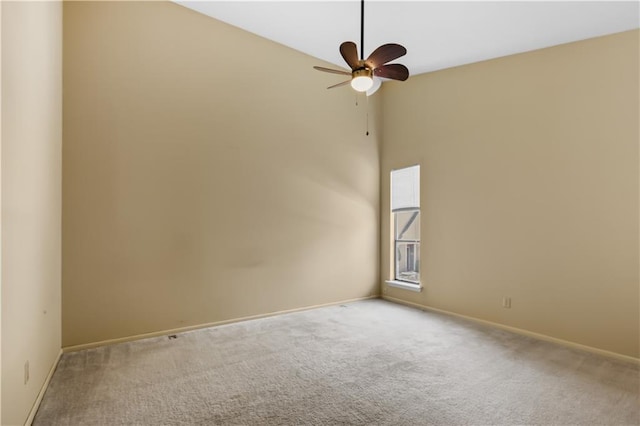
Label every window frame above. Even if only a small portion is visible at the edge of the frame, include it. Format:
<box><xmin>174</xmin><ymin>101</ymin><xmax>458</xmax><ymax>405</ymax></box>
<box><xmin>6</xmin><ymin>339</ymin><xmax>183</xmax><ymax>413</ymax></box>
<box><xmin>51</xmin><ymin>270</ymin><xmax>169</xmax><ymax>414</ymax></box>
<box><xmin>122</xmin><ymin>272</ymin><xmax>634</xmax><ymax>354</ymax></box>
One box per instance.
<box><xmin>386</xmin><ymin>165</ymin><xmax>422</xmax><ymax>292</ymax></box>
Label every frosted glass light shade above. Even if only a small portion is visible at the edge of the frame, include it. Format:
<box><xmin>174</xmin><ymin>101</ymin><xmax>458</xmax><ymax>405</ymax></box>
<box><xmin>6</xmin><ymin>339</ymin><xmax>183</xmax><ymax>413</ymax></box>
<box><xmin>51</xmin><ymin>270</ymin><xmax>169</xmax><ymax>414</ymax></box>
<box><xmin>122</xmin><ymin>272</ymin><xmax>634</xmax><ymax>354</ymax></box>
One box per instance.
<box><xmin>351</xmin><ymin>75</ymin><xmax>374</xmax><ymax>92</ymax></box>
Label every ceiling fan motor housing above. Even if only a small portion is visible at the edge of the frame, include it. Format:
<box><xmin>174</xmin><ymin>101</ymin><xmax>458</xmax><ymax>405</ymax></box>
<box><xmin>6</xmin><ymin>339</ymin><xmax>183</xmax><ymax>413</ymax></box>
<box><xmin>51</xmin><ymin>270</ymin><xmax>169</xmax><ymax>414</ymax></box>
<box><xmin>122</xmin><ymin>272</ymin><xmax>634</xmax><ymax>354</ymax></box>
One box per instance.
<box><xmin>352</xmin><ymin>67</ymin><xmax>372</xmax><ymax>79</ymax></box>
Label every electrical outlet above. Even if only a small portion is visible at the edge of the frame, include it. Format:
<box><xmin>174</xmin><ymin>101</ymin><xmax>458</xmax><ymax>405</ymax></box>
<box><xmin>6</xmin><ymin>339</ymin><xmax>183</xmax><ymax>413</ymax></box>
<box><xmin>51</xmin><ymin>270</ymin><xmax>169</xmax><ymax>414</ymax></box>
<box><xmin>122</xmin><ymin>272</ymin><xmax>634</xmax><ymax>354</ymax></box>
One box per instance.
<box><xmin>24</xmin><ymin>361</ymin><xmax>29</xmax><ymax>385</ymax></box>
<box><xmin>502</xmin><ymin>297</ymin><xmax>511</xmax><ymax>309</ymax></box>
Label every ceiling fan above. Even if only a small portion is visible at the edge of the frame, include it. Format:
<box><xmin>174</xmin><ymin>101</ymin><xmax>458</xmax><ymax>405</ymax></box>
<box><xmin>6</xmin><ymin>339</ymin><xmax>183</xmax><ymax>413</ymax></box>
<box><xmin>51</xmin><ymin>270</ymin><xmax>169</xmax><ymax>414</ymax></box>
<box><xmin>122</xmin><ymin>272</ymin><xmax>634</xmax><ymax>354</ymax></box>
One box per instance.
<box><xmin>314</xmin><ymin>0</ymin><xmax>409</xmax><ymax>93</ymax></box>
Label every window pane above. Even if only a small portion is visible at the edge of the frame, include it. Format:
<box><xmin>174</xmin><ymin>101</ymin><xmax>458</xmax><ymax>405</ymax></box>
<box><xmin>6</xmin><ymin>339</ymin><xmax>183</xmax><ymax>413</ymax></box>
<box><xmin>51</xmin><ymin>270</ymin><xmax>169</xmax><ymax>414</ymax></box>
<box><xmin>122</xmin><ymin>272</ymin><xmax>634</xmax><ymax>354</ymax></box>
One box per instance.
<box><xmin>395</xmin><ymin>242</ymin><xmax>420</xmax><ymax>283</ymax></box>
<box><xmin>395</xmin><ymin>210</ymin><xmax>420</xmax><ymax>241</ymax></box>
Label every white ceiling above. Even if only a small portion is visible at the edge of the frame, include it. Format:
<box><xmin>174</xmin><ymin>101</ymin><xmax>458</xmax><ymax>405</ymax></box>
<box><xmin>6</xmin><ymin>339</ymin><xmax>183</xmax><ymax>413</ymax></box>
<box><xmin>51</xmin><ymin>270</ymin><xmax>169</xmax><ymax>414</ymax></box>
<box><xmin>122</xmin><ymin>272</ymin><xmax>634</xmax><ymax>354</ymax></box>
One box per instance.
<box><xmin>175</xmin><ymin>1</ymin><xmax>639</xmax><ymax>76</ymax></box>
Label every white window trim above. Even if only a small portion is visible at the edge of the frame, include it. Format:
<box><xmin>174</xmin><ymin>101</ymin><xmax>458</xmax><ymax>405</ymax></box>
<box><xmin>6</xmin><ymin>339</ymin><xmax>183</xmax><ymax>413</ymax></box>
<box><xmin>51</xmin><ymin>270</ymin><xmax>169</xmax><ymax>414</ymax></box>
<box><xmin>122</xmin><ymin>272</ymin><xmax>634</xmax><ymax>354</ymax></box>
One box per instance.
<box><xmin>385</xmin><ymin>280</ymin><xmax>423</xmax><ymax>292</ymax></box>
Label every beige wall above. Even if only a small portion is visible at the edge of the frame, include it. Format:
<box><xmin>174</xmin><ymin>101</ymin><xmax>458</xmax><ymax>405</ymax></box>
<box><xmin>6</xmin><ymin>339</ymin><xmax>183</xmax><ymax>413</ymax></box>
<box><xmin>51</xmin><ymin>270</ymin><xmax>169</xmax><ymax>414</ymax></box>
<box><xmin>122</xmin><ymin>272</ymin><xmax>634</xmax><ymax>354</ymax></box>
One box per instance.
<box><xmin>1</xmin><ymin>1</ymin><xmax>63</xmax><ymax>424</ymax></box>
<box><xmin>1</xmin><ymin>3</ymin><xmax>3</xmax><ymax>421</ymax></box>
<box><xmin>381</xmin><ymin>30</ymin><xmax>639</xmax><ymax>358</ymax></box>
<box><xmin>62</xmin><ymin>1</ymin><xmax>381</xmax><ymax>347</ymax></box>
<box><xmin>0</xmin><ymin>3</ymin><xmax>3</xmax><ymax>421</ymax></box>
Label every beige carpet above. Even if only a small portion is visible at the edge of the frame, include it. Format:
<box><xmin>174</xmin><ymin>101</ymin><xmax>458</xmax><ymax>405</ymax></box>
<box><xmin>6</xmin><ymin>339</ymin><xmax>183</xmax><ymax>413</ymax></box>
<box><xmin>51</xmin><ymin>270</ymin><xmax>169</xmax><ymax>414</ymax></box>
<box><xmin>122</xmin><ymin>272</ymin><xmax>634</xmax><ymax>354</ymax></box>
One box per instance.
<box><xmin>34</xmin><ymin>299</ymin><xmax>639</xmax><ymax>425</ymax></box>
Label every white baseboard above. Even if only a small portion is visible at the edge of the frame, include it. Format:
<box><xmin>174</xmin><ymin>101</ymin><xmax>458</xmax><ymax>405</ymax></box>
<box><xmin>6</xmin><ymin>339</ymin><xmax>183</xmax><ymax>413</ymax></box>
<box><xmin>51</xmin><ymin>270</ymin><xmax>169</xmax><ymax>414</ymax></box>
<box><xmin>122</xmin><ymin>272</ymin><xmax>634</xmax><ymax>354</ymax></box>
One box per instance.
<box><xmin>25</xmin><ymin>349</ymin><xmax>63</xmax><ymax>426</ymax></box>
<box><xmin>63</xmin><ymin>295</ymin><xmax>380</xmax><ymax>353</ymax></box>
<box><xmin>383</xmin><ymin>295</ymin><xmax>640</xmax><ymax>365</ymax></box>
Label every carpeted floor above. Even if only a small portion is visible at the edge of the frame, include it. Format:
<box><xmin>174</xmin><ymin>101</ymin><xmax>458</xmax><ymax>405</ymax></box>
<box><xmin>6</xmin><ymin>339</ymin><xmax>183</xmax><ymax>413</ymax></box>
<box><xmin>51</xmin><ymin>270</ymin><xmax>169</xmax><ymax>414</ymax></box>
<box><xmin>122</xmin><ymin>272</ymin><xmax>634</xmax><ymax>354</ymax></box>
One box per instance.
<box><xmin>34</xmin><ymin>299</ymin><xmax>639</xmax><ymax>425</ymax></box>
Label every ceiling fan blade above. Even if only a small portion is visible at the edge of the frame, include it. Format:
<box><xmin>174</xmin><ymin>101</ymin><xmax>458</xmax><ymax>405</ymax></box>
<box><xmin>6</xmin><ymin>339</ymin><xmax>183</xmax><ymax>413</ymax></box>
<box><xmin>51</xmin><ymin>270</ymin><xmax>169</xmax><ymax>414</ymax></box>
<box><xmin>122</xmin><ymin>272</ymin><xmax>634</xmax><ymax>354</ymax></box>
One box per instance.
<box><xmin>327</xmin><ymin>80</ymin><xmax>351</xmax><ymax>89</ymax></box>
<box><xmin>374</xmin><ymin>64</ymin><xmax>409</xmax><ymax>81</ymax></box>
<box><xmin>365</xmin><ymin>43</ymin><xmax>407</xmax><ymax>69</ymax></box>
<box><xmin>313</xmin><ymin>66</ymin><xmax>351</xmax><ymax>76</ymax></box>
<box><xmin>340</xmin><ymin>41</ymin><xmax>359</xmax><ymax>70</ymax></box>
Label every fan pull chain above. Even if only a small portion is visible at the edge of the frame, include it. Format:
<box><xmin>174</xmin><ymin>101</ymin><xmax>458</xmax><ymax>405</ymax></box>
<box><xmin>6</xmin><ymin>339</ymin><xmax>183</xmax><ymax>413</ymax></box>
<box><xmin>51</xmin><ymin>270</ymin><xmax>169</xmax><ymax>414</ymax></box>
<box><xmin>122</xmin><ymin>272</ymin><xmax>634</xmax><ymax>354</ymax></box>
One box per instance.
<box><xmin>366</xmin><ymin>111</ymin><xmax>370</xmax><ymax>136</ymax></box>
<box><xmin>366</xmin><ymin>94</ymin><xmax>370</xmax><ymax>136</ymax></box>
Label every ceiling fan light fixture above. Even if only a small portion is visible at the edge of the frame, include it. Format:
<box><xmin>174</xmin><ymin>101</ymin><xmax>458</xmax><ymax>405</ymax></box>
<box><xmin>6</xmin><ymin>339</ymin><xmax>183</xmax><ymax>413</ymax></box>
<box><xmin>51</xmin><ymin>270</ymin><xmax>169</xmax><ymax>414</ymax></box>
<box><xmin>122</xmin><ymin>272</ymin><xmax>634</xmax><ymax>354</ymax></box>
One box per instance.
<box><xmin>351</xmin><ymin>68</ymin><xmax>374</xmax><ymax>92</ymax></box>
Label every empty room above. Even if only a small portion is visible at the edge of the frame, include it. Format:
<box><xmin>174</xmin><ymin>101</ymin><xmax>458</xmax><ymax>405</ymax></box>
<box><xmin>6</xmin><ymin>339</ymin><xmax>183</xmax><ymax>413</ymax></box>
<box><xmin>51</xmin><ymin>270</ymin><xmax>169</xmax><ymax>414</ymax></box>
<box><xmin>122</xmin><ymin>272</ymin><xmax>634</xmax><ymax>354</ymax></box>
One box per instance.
<box><xmin>1</xmin><ymin>0</ymin><xmax>638</xmax><ymax>424</ymax></box>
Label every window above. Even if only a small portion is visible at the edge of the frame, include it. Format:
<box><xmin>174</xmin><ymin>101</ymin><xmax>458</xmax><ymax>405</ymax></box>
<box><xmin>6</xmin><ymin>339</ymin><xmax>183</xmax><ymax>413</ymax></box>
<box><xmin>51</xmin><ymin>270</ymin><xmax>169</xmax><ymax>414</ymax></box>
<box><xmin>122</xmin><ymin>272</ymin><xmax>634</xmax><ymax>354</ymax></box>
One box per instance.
<box><xmin>389</xmin><ymin>165</ymin><xmax>421</xmax><ymax>289</ymax></box>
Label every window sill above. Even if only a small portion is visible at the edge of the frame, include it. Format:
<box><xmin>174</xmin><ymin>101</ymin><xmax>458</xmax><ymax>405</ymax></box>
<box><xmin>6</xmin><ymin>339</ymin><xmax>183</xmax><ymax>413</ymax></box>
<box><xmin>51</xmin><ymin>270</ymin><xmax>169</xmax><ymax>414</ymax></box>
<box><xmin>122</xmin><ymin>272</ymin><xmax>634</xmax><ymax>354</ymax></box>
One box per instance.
<box><xmin>385</xmin><ymin>280</ymin><xmax>422</xmax><ymax>292</ymax></box>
